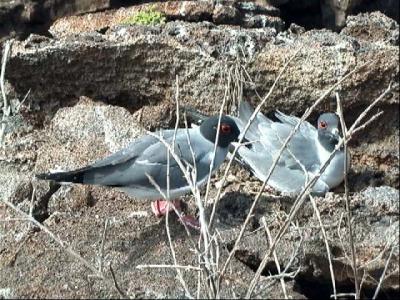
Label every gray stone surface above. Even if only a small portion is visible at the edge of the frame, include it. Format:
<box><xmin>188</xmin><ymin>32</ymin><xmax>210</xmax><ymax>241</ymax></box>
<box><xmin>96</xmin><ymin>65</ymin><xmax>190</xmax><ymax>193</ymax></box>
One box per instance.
<box><xmin>0</xmin><ymin>0</ymin><xmax>111</xmax><ymax>42</ymax></box>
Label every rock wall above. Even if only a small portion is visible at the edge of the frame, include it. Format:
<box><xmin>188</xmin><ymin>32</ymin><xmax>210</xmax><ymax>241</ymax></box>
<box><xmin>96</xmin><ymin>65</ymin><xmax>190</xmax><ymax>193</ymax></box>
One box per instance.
<box><xmin>0</xmin><ymin>0</ymin><xmax>111</xmax><ymax>42</ymax></box>
<box><xmin>0</xmin><ymin>1</ymin><xmax>399</xmax><ymax>299</ymax></box>
<box><xmin>5</xmin><ymin>9</ymin><xmax>399</xmax><ymax>188</ymax></box>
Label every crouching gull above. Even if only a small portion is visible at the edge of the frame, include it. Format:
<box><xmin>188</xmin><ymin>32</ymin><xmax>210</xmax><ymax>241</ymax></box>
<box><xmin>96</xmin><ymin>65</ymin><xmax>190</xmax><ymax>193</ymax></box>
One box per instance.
<box><xmin>235</xmin><ymin>101</ymin><xmax>349</xmax><ymax>195</ymax></box>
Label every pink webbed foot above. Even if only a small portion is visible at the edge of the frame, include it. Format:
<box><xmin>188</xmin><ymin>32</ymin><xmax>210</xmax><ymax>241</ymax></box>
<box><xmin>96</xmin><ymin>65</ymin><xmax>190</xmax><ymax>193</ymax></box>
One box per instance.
<box><xmin>151</xmin><ymin>199</ymin><xmax>181</xmax><ymax>217</ymax></box>
<box><xmin>179</xmin><ymin>215</ymin><xmax>200</xmax><ymax>230</ymax></box>
<box><xmin>150</xmin><ymin>199</ymin><xmax>200</xmax><ymax>230</ymax></box>
<box><xmin>264</xmin><ymin>185</ymin><xmax>278</xmax><ymax>194</ymax></box>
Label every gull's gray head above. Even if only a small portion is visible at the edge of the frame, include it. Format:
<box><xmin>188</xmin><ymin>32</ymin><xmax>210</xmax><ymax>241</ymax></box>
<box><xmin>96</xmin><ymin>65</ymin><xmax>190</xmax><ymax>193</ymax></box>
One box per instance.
<box><xmin>200</xmin><ymin>115</ymin><xmax>240</xmax><ymax>148</ymax></box>
<box><xmin>317</xmin><ymin>113</ymin><xmax>340</xmax><ymax>151</ymax></box>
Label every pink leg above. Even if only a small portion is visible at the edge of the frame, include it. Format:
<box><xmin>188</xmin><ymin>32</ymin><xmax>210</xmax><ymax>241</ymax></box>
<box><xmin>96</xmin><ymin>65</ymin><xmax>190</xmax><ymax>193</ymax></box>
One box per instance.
<box><xmin>151</xmin><ymin>199</ymin><xmax>181</xmax><ymax>217</ymax></box>
<box><xmin>150</xmin><ymin>199</ymin><xmax>200</xmax><ymax>230</ymax></box>
<box><xmin>179</xmin><ymin>215</ymin><xmax>200</xmax><ymax>230</ymax></box>
<box><xmin>264</xmin><ymin>185</ymin><xmax>278</xmax><ymax>194</ymax></box>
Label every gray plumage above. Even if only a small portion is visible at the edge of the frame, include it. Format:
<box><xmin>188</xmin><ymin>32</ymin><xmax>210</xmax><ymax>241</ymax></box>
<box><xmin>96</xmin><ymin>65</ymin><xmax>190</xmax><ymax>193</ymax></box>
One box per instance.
<box><xmin>234</xmin><ymin>101</ymin><xmax>349</xmax><ymax>195</ymax></box>
<box><xmin>37</xmin><ymin>115</ymin><xmax>240</xmax><ymax>200</ymax></box>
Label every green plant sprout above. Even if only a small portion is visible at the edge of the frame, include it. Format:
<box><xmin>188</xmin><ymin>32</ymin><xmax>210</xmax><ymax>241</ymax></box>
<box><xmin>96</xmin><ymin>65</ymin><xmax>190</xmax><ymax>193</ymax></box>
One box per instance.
<box><xmin>121</xmin><ymin>7</ymin><xmax>166</xmax><ymax>26</ymax></box>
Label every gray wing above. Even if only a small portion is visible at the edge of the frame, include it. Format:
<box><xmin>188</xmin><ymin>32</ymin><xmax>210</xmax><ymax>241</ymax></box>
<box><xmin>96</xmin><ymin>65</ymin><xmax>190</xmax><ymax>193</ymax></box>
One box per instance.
<box><xmin>237</xmin><ymin>101</ymin><xmax>319</xmax><ymax>170</ymax></box>
<box><xmin>238</xmin><ymin>144</ymin><xmax>330</xmax><ymax>194</ymax></box>
<box><xmin>37</xmin><ymin>130</ymin><xmax>190</xmax><ymax>186</ymax></box>
<box><xmin>89</xmin><ymin>131</ymin><xmax>176</xmax><ymax>168</ymax></box>
<box><xmin>124</xmin><ymin>130</ymin><xmax>215</xmax><ymax>191</ymax></box>
<box><xmin>37</xmin><ymin>128</ymin><xmax>217</xmax><ymax>195</ymax></box>
<box><xmin>235</xmin><ymin>102</ymin><xmax>325</xmax><ymax>193</ymax></box>
<box><xmin>237</xmin><ymin>145</ymin><xmax>307</xmax><ymax>193</ymax></box>
<box><xmin>258</xmin><ymin>112</ymin><xmax>319</xmax><ymax>171</ymax></box>
<box><xmin>274</xmin><ymin>110</ymin><xmax>317</xmax><ymax>141</ymax></box>
<box><xmin>237</xmin><ymin>101</ymin><xmax>273</xmax><ymax>143</ymax></box>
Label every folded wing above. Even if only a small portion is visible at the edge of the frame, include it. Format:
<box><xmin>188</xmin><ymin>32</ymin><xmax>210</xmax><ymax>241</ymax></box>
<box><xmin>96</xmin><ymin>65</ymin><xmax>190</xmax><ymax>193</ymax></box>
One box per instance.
<box><xmin>236</xmin><ymin>101</ymin><xmax>326</xmax><ymax>194</ymax></box>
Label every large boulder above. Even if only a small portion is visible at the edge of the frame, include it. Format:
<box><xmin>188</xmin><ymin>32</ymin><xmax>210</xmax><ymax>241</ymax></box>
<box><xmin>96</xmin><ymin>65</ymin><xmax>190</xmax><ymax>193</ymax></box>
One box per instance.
<box><xmin>0</xmin><ymin>0</ymin><xmax>111</xmax><ymax>42</ymax></box>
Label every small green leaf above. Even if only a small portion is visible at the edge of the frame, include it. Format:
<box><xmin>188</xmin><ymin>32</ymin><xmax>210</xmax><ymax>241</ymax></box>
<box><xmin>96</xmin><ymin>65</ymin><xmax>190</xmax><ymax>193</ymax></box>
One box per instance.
<box><xmin>121</xmin><ymin>6</ymin><xmax>166</xmax><ymax>26</ymax></box>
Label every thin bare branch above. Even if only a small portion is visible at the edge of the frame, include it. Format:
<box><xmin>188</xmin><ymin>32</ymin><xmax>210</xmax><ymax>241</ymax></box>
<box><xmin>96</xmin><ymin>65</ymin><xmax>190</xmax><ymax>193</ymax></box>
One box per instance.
<box><xmin>219</xmin><ymin>59</ymin><xmax>374</xmax><ymax>289</ymax></box>
<box><xmin>99</xmin><ymin>218</ymin><xmax>109</xmax><ymax>274</ymax></box>
<box><xmin>145</xmin><ymin>174</ymin><xmax>194</xmax><ymax>299</ymax></box>
<box><xmin>336</xmin><ymin>92</ymin><xmax>359</xmax><ymax>299</ymax></box>
<box><xmin>351</xmin><ymin>111</ymin><xmax>383</xmax><ymax>136</ymax></box>
<box><xmin>372</xmin><ymin>241</ymin><xmax>397</xmax><ymax>299</ymax></box>
<box><xmin>208</xmin><ymin>49</ymin><xmax>302</xmax><ymax>233</ymax></box>
<box><xmin>310</xmin><ymin>195</ymin><xmax>338</xmax><ymax>299</ymax></box>
<box><xmin>143</xmin><ymin>134</ymin><xmax>220</xmax><ymax>286</ymax></box>
<box><xmin>0</xmin><ymin>40</ymin><xmax>12</xmax><ymax>146</ymax></box>
<box><xmin>216</xmin><ymin>51</ymin><xmax>302</xmax><ymax>288</ymax></box>
<box><xmin>136</xmin><ymin>264</ymin><xmax>202</xmax><ymax>271</ymax></box>
<box><xmin>347</xmin><ymin>81</ymin><xmax>395</xmax><ymax>134</ymax></box>
<box><xmin>109</xmin><ymin>263</ymin><xmax>128</xmax><ymax>298</ymax></box>
<box><xmin>203</xmin><ymin>68</ymin><xmax>229</xmax><ymax>206</ymax></box>
<box><xmin>262</xmin><ymin>218</ymin><xmax>288</xmax><ymax>299</ymax></box>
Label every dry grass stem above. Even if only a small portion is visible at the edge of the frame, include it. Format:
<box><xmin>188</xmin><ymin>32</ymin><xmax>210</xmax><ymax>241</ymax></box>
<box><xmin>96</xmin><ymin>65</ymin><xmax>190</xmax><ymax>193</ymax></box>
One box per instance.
<box><xmin>166</xmin><ymin>206</ymin><xmax>193</xmax><ymax>298</ymax></box>
<box><xmin>221</xmin><ymin>60</ymin><xmax>375</xmax><ymax>290</ymax></box>
<box><xmin>336</xmin><ymin>92</ymin><xmax>359</xmax><ymax>299</ymax></box>
<box><xmin>145</xmin><ymin>174</ymin><xmax>194</xmax><ymax>298</ymax></box>
<box><xmin>277</xmin><ymin>110</ymin><xmax>337</xmax><ymax>297</ymax></box>
<box><xmin>0</xmin><ymin>40</ymin><xmax>12</xmax><ymax>146</ymax></box>
<box><xmin>143</xmin><ymin>138</ymin><xmax>217</xmax><ymax>282</ymax></box>
<box><xmin>262</xmin><ymin>218</ymin><xmax>288</xmax><ymax>299</ymax></box>
<box><xmin>310</xmin><ymin>195</ymin><xmax>338</xmax><ymax>299</ymax></box>
<box><xmin>372</xmin><ymin>240</ymin><xmax>397</xmax><ymax>299</ymax></box>
<box><xmin>208</xmin><ymin>49</ymin><xmax>301</xmax><ymax>233</ymax></box>
<box><xmin>203</xmin><ymin>67</ymin><xmax>230</xmax><ymax>207</ymax></box>
<box><xmin>98</xmin><ymin>218</ymin><xmax>110</xmax><ymax>274</ymax></box>
<box><xmin>109</xmin><ymin>263</ymin><xmax>128</xmax><ymax>298</ymax></box>
<box><xmin>145</xmin><ymin>78</ymin><xmax>228</xmax><ymax>296</ymax></box>
<box><xmin>182</xmin><ymin>112</ymin><xmax>219</xmax><ymax>297</ymax></box>
<box><xmin>347</xmin><ymin>81</ymin><xmax>395</xmax><ymax>134</ymax></box>
<box><xmin>136</xmin><ymin>264</ymin><xmax>202</xmax><ymax>271</ymax></box>
<box><xmin>164</xmin><ymin>76</ymin><xmax>193</xmax><ymax>298</ymax></box>
<box><xmin>332</xmin><ymin>293</ymin><xmax>356</xmax><ymax>298</ymax></box>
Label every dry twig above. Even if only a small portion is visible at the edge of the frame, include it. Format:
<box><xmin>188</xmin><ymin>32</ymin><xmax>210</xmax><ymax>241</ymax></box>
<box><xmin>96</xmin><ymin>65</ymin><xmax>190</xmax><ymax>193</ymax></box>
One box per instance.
<box><xmin>310</xmin><ymin>195</ymin><xmax>338</xmax><ymax>299</ymax></box>
<box><xmin>336</xmin><ymin>92</ymin><xmax>359</xmax><ymax>299</ymax></box>
<box><xmin>262</xmin><ymin>218</ymin><xmax>288</xmax><ymax>299</ymax></box>
<box><xmin>98</xmin><ymin>218</ymin><xmax>109</xmax><ymax>274</ymax></box>
<box><xmin>109</xmin><ymin>263</ymin><xmax>128</xmax><ymax>298</ymax></box>
<box><xmin>221</xmin><ymin>59</ymin><xmax>374</xmax><ymax>292</ymax></box>
<box><xmin>0</xmin><ymin>40</ymin><xmax>12</xmax><ymax>146</ymax></box>
<box><xmin>372</xmin><ymin>240</ymin><xmax>397</xmax><ymax>299</ymax></box>
<box><xmin>136</xmin><ymin>264</ymin><xmax>202</xmax><ymax>271</ymax></box>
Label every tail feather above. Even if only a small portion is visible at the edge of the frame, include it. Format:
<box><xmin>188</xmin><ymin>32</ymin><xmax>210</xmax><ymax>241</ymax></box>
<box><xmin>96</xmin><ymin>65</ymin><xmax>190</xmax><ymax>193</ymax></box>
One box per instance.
<box><xmin>238</xmin><ymin>101</ymin><xmax>264</xmax><ymax>142</ymax></box>
<box><xmin>182</xmin><ymin>106</ymin><xmax>208</xmax><ymax>125</ymax></box>
<box><xmin>239</xmin><ymin>101</ymin><xmax>255</xmax><ymax>121</ymax></box>
<box><xmin>36</xmin><ymin>170</ymin><xmax>85</xmax><ymax>183</ymax></box>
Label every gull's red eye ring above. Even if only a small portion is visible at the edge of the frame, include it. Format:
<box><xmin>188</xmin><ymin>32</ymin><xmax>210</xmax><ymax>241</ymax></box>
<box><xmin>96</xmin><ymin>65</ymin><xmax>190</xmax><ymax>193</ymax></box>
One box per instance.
<box><xmin>220</xmin><ymin>124</ymin><xmax>231</xmax><ymax>134</ymax></box>
<box><xmin>319</xmin><ymin>121</ymin><xmax>328</xmax><ymax>129</ymax></box>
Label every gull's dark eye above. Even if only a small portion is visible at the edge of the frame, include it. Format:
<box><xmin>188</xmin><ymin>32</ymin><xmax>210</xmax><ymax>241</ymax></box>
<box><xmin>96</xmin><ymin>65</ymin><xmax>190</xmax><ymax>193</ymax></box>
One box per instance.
<box><xmin>220</xmin><ymin>123</ymin><xmax>231</xmax><ymax>134</ymax></box>
<box><xmin>319</xmin><ymin>121</ymin><xmax>328</xmax><ymax>129</ymax></box>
